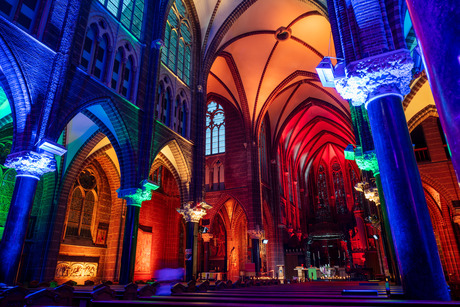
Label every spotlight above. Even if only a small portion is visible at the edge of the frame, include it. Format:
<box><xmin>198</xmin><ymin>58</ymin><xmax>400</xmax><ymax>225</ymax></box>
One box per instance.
<box><xmin>262</xmin><ymin>239</ymin><xmax>269</xmax><ymax>244</ymax></box>
<box><xmin>373</xmin><ymin>234</ymin><xmax>379</xmax><ymax>240</ymax></box>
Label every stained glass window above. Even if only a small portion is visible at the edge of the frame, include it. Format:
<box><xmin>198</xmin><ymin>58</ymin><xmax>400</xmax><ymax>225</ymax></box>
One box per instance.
<box><xmin>98</xmin><ymin>0</ymin><xmax>145</xmax><ymax>39</ymax></box>
<box><xmin>162</xmin><ymin>0</ymin><xmax>192</xmax><ymax>85</ymax></box>
<box><xmin>316</xmin><ymin>164</ymin><xmax>330</xmax><ymax>221</ymax></box>
<box><xmin>332</xmin><ymin>161</ymin><xmax>347</xmax><ymax>214</ymax></box>
<box><xmin>206</xmin><ymin>101</ymin><xmax>225</xmax><ymax>155</ymax></box>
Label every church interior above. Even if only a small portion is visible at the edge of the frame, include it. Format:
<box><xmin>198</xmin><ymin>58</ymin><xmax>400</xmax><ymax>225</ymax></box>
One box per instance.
<box><xmin>0</xmin><ymin>0</ymin><xmax>459</xmax><ymax>303</ymax></box>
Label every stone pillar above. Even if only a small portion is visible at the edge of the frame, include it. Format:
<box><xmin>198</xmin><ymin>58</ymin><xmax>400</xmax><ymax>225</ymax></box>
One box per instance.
<box><xmin>248</xmin><ymin>229</ymin><xmax>263</xmax><ymax>277</ymax></box>
<box><xmin>405</xmin><ymin>0</ymin><xmax>460</xmax><ymax>185</ymax></box>
<box><xmin>335</xmin><ymin>49</ymin><xmax>450</xmax><ymax>300</ymax></box>
<box><xmin>201</xmin><ymin>233</ymin><xmax>213</xmax><ymax>273</ymax></box>
<box><xmin>177</xmin><ymin>201</ymin><xmax>211</xmax><ymax>281</ymax></box>
<box><xmin>0</xmin><ymin>150</ymin><xmax>60</xmax><ymax>284</ymax></box>
<box><xmin>118</xmin><ymin>180</ymin><xmax>158</xmax><ymax>284</ymax></box>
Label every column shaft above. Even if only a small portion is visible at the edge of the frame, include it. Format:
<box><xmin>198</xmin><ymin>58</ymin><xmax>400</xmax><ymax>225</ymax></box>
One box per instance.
<box><xmin>119</xmin><ymin>205</ymin><xmax>140</xmax><ymax>284</ymax></box>
<box><xmin>374</xmin><ymin>174</ymin><xmax>400</xmax><ymax>284</ymax></box>
<box><xmin>366</xmin><ymin>94</ymin><xmax>449</xmax><ymax>300</ymax></box>
<box><xmin>203</xmin><ymin>241</ymin><xmax>210</xmax><ymax>272</ymax></box>
<box><xmin>0</xmin><ymin>176</ymin><xmax>39</xmax><ymax>284</ymax></box>
<box><xmin>185</xmin><ymin>222</ymin><xmax>198</xmax><ymax>281</ymax></box>
<box><xmin>252</xmin><ymin>238</ymin><xmax>260</xmax><ymax>276</ymax></box>
<box><xmin>406</xmin><ymin>0</ymin><xmax>460</xmax><ymax>184</ymax></box>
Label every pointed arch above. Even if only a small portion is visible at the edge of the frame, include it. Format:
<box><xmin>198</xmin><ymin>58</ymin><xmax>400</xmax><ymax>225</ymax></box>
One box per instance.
<box><xmin>151</xmin><ymin>138</ymin><xmax>191</xmax><ymax>202</ymax></box>
<box><xmin>0</xmin><ymin>33</ymin><xmax>33</xmax><ymax>151</ymax></box>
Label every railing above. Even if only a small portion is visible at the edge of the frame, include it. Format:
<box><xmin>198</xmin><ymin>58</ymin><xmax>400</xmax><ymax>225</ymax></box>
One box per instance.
<box><xmin>414</xmin><ymin>147</ymin><xmax>430</xmax><ymax>162</ymax></box>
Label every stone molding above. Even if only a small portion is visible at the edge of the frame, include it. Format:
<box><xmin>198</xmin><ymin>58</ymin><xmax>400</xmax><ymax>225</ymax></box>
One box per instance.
<box><xmin>334</xmin><ymin>49</ymin><xmax>413</xmax><ymax>107</ymax></box>
<box><xmin>5</xmin><ymin>151</ymin><xmax>56</xmax><ymax>180</ymax></box>
<box><xmin>177</xmin><ymin>201</ymin><xmax>212</xmax><ymax>223</ymax></box>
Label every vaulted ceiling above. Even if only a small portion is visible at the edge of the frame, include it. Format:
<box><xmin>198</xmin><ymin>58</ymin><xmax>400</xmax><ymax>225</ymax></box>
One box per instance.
<box><xmin>199</xmin><ymin>0</ymin><xmax>353</xmax><ymax>179</ymax></box>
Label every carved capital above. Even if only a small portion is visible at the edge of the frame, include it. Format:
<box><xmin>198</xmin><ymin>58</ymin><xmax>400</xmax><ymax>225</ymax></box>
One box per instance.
<box><xmin>335</xmin><ymin>49</ymin><xmax>413</xmax><ymax>107</ymax></box>
<box><xmin>201</xmin><ymin>233</ymin><xmax>214</xmax><ymax>243</ymax></box>
<box><xmin>5</xmin><ymin>151</ymin><xmax>56</xmax><ymax>180</ymax></box>
<box><xmin>354</xmin><ymin>148</ymin><xmax>379</xmax><ymax>174</ymax></box>
<box><xmin>117</xmin><ymin>179</ymin><xmax>159</xmax><ymax>207</ymax></box>
<box><xmin>248</xmin><ymin>229</ymin><xmax>264</xmax><ymax>240</ymax></box>
<box><xmin>177</xmin><ymin>201</ymin><xmax>212</xmax><ymax>223</ymax></box>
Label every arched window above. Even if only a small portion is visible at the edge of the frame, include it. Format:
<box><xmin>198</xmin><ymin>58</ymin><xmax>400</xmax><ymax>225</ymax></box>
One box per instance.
<box><xmin>162</xmin><ymin>89</ymin><xmax>171</xmax><ymax>125</ymax></box>
<box><xmin>180</xmin><ymin>101</ymin><xmax>188</xmax><ymax>137</ymax></box>
<box><xmin>65</xmin><ymin>170</ymin><xmax>97</xmax><ymax>240</ymax></box>
<box><xmin>316</xmin><ymin>163</ymin><xmax>330</xmax><ymax>221</ymax></box>
<box><xmin>156</xmin><ymin>78</ymin><xmax>172</xmax><ymax>125</ymax></box>
<box><xmin>348</xmin><ymin>162</ymin><xmax>362</xmax><ymax>210</ymax></box>
<box><xmin>259</xmin><ymin>122</ymin><xmax>268</xmax><ymax>182</ymax></box>
<box><xmin>93</xmin><ymin>34</ymin><xmax>109</xmax><ymax>80</ymax></box>
<box><xmin>173</xmin><ymin>96</ymin><xmax>180</xmax><ymax>131</ymax></box>
<box><xmin>206</xmin><ymin>101</ymin><xmax>225</xmax><ymax>155</ymax></box>
<box><xmin>80</xmin><ymin>25</ymin><xmax>96</xmax><ymax>71</ymax></box>
<box><xmin>331</xmin><ymin>161</ymin><xmax>347</xmax><ymax>214</ymax></box>
<box><xmin>121</xmin><ymin>56</ymin><xmax>133</xmax><ymax>97</ymax></box>
<box><xmin>162</xmin><ymin>0</ymin><xmax>192</xmax><ymax>85</ymax></box>
<box><xmin>97</xmin><ymin>0</ymin><xmax>145</xmax><ymax>39</ymax></box>
<box><xmin>111</xmin><ymin>48</ymin><xmax>123</xmax><ymax>90</ymax></box>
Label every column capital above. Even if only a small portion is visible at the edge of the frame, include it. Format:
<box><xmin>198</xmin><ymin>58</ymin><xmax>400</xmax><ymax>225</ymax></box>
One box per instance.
<box><xmin>177</xmin><ymin>201</ymin><xmax>212</xmax><ymax>223</ymax></box>
<box><xmin>248</xmin><ymin>229</ymin><xmax>264</xmax><ymax>240</ymax></box>
<box><xmin>117</xmin><ymin>179</ymin><xmax>159</xmax><ymax>207</ymax></box>
<box><xmin>201</xmin><ymin>233</ymin><xmax>214</xmax><ymax>242</ymax></box>
<box><xmin>354</xmin><ymin>148</ymin><xmax>379</xmax><ymax>174</ymax></box>
<box><xmin>5</xmin><ymin>151</ymin><xmax>56</xmax><ymax>180</ymax></box>
<box><xmin>334</xmin><ymin>49</ymin><xmax>413</xmax><ymax>107</ymax></box>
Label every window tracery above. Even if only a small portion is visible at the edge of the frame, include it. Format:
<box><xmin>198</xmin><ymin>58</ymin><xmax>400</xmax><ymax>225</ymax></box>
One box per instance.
<box><xmin>206</xmin><ymin>101</ymin><xmax>225</xmax><ymax>155</ymax></box>
<box><xmin>332</xmin><ymin>161</ymin><xmax>348</xmax><ymax>214</ymax></box>
<box><xmin>316</xmin><ymin>163</ymin><xmax>330</xmax><ymax>221</ymax></box>
<box><xmin>111</xmin><ymin>44</ymin><xmax>136</xmax><ymax>99</ymax></box>
<box><xmin>80</xmin><ymin>22</ymin><xmax>112</xmax><ymax>82</ymax></box>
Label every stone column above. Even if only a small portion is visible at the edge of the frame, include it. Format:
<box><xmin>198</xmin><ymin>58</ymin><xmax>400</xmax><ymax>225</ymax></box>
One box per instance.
<box><xmin>118</xmin><ymin>180</ymin><xmax>158</xmax><ymax>284</ymax></box>
<box><xmin>0</xmin><ymin>150</ymin><xmax>61</xmax><ymax>284</ymax></box>
<box><xmin>248</xmin><ymin>229</ymin><xmax>263</xmax><ymax>277</ymax></box>
<box><xmin>177</xmin><ymin>201</ymin><xmax>211</xmax><ymax>281</ymax></box>
<box><xmin>201</xmin><ymin>233</ymin><xmax>213</xmax><ymax>273</ymax></box>
<box><xmin>335</xmin><ymin>50</ymin><xmax>450</xmax><ymax>300</ymax></box>
<box><xmin>405</xmin><ymin>0</ymin><xmax>460</xmax><ymax>185</ymax></box>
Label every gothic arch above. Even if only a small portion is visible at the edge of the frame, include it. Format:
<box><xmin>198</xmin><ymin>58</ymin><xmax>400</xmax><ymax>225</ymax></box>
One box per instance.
<box><xmin>51</xmin><ymin>97</ymin><xmax>136</xmax><ymax>188</ymax></box>
<box><xmin>151</xmin><ymin>139</ymin><xmax>191</xmax><ymax>202</ymax></box>
<box><xmin>0</xmin><ymin>33</ymin><xmax>33</xmax><ymax>151</ymax></box>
